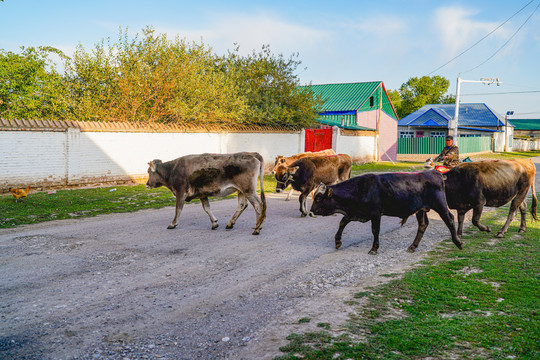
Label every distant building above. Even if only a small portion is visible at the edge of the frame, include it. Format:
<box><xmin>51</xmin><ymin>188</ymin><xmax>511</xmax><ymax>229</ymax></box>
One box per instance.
<box><xmin>509</xmin><ymin>118</ymin><xmax>540</xmax><ymax>139</ymax></box>
<box><xmin>301</xmin><ymin>81</ymin><xmax>399</xmax><ymax>161</ymax></box>
<box><xmin>398</xmin><ymin>103</ymin><xmax>513</xmax><ymax>151</ymax></box>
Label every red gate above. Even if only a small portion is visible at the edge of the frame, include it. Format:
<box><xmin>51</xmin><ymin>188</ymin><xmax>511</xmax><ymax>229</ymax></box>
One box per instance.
<box><xmin>305</xmin><ymin>128</ymin><xmax>333</xmax><ymax>152</ymax></box>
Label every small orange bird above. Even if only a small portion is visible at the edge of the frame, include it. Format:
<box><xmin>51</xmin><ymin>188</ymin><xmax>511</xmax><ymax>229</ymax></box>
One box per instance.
<box><xmin>9</xmin><ymin>186</ymin><xmax>30</xmax><ymax>201</ymax></box>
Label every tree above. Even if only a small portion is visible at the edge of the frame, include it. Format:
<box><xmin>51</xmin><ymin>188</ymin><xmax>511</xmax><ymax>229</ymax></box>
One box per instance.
<box><xmin>223</xmin><ymin>44</ymin><xmax>322</xmax><ymax>128</ymax></box>
<box><xmin>0</xmin><ymin>47</ymin><xmax>67</xmax><ymax>120</ymax></box>
<box><xmin>396</xmin><ymin>75</ymin><xmax>455</xmax><ymax>118</ymax></box>
<box><xmin>63</xmin><ymin>27</ymin><xmax>247</xmax><ymax>124</ymax></box>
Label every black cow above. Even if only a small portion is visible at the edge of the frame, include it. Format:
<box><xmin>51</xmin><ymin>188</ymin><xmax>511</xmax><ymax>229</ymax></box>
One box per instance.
<box><xmin>444</xmin><ymin>158</ymin><xmax>538</xmax><ymax>237</ymax></box>
<box><xmin>276</xmin><ymin>154</ymin><xmax>352</xmax><ymax>216</ymax></box>
<box><xmin>146</xmin><ymin>152</ymin><xmax>267</xmax><ymax>235</ymax></box>
<box><xmin>309</xmin><ymin>171</ymin><xmax>462</xmax><ymax>254</ymax></box>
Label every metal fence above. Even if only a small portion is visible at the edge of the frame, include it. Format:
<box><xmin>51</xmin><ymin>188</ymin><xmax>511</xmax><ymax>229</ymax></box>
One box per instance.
<box><xmin>397</xmin><ymin>136</ymin><xmax>492</xmax><ymax>154</ymax></box>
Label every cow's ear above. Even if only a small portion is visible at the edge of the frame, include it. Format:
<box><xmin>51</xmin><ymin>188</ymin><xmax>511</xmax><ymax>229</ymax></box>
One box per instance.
<box><xmin>327</xmin><ymin>188</ymin><xmax>333</xmax><ymax>197</ymax></box>
<box><xmin>148</xmin><ymin>160</ymin><xmax>160</xmax><ymax>173</ymax></box>
<box><xmin>289</xmin><ymin>166</ymin><xmax>299</xmax><ymax>175</ymax></box>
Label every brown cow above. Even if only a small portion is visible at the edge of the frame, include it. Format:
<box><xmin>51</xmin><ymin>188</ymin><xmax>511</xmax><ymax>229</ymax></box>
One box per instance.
<box><xmin>444</xmin><ymin>158</ymin><xmax>537</xmax><ymax>237</ymax></box>
<box><xmin>276</xmin><ymin>154</ymin><xmax>352</xmax><ymax>216</ymax></box>
<box><xmin>146</xmin><ymin>152</ymin><xmax>267</xmax><ymax>235</ymax></box>
<box><xmin>273</xmin><ymin>149</ymin><xmax>336</xmax><ymax>200</ymax></box>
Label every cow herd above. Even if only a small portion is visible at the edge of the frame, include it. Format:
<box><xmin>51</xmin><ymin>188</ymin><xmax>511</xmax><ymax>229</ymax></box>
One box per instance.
<box><xmin>146</xmin><ymin>151</ymin><xmax>537</xmax><ymax>255</ymax></box>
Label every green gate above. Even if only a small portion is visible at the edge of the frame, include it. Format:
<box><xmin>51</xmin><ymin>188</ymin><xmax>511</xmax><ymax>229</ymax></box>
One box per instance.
<box><xmin>397</xmin><ymin>136</ymin><xmax>492</xmax><ymax>154</ymax></box>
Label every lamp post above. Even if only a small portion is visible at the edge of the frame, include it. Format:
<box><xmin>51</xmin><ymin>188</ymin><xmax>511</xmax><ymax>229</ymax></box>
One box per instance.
<box><xmin>505</xmin><ymin>111</ymin><xmax>514</xmax><ymax>152</ymax></box>
<box><xmin>452</xmin><ymin>75</ymin><xmax>501</xmax><ymax>144</ymax></box>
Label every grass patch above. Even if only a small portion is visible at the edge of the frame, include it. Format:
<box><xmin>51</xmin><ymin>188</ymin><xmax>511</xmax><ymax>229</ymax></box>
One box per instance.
<box><xmin>276</xmin><ymin>204</ymin><xmax>540</xmax><ymax>360</ymax></box>
<box><xmin>470</xmin><ymin>149</ymin><xmax>540</xmax><ymax>160</ymax></box>
<box><xmin>351</xmin><ymin>161</ymin><xmax>424</xmax><ymax>176</ymax></box>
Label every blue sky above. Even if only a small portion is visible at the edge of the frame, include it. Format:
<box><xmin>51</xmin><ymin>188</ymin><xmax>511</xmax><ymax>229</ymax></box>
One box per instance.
<box><xmin>1</xmin><ymin>0</ymin><xmax>539</xmax><ymax>118</ymax></box>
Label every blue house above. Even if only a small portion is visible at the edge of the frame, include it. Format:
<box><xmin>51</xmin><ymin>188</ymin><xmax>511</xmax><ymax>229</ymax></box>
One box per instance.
<box><xmin>397</xmin><ymin>103</ymin><xmax>513</xmax><ymax>152</ymax></box>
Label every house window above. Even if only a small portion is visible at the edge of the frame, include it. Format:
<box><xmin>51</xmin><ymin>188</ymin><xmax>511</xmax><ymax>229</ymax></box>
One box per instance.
<box><xmin>430</xmin><ymin>132</ymin><xmax>445</xmax><ymax>137</ymax></box>
<box><xmin>370</xmin><ymin>96</ymin><xmax>374</xmax><ymax>107</ymax></box>
<box><xmin>399</xmin><ymin>131</ymin><xmax>414</xmax><ymax>138</ymax></box>
<box><xmin>416</xmin><ymin>131</ymin><xmax>424</xmax><ymax>138</ymax></box>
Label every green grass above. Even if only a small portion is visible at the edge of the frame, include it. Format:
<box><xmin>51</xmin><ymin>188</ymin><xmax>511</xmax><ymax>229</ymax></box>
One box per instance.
<box><xmin>470</xmin><ymin>149</ymin><xmax>540</xmax><ymax>160</ymax></box>
<box><xmin>275</xmin><ymin>205</ymin><xmax>540</xmax><ymax>360</ymax></box>
<box><xmin>351</xmin><ymin>161</ymin><xmax>424</xmax><ymax>176</ymax></box>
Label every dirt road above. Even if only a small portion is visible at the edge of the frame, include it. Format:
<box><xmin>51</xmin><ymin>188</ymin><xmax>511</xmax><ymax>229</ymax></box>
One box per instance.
<box><xmin>1</xmin><ymin>159</ymin><xmax>538</xmax><ymax>359</ymax></box>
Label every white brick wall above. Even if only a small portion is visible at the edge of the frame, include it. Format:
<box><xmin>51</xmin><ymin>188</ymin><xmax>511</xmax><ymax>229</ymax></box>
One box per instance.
<box><xmin>1</xmin><ymin>128</ymin><xmax>375</xmax><ymax>190</ymax></box>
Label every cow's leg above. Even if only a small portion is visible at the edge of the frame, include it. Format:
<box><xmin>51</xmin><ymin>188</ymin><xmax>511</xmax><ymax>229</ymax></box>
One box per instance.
<box><xmin>471</xmin><ymin>203</ymin><xmax>491</xmax><ymax>233</ymax></box>
<box><xmin>245</xmin><ymin>192</ymin><xmax>265</xmax><ymax>235</ymax></box>
<box><xmin>407</xmin><ymin>211</ymin><xmax>429</xmax><ymax>253</ymax></box>
<box><xmin>201</xmin><ymin>197</ymin><xmax>219</xmax><ymax>230</ymax></box>
<box><xmin>518</xmin><ymin>201</ymin><xmax>527</xmax><ymax>233</ymax></box>
<box><xmin>226</xmin><ymin>193</ymin><xmax>248</xmax><ymax>230</ymax></box>
<box><xmin>368</xmin><ymin>216</ymin><xmax>381</xmax><ymax>255</ymax></box>
<box><xmin>285</xmin><ymin>187</ymin><xmax>294</xmax><ymax>201</ymax></box>
<box><xmin>299</xmin><ymin>189</ymin><xmax>310</xmax><ymax>217</ymax></box>
<box><xmin>432</xmin><ymin>200</ymin><xmax>462</xmax><ymax>250</ymax></box>
<box><xmin>168</xmin><ymin>193</ymin><xmax>185</xmax><ymax>229</ymax></box>
<box><xmin>497</xmin><ymin>194</ymin><xmax>527</xmax><ymax>237</ymax></box>
<box><xmin>334</xmin><ymin>216</ymin><xmax>352</xmax><ymax>249</ymax></box>
<box><xmin>457</xmin><ymin>210</ymin><xmax>467</xmax><ymax>236</ymax></box>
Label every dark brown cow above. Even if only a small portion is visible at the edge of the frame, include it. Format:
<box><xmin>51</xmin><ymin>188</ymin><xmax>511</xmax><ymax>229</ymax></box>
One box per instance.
<box><xmin>444</xmin><ymin>158</ymin><xmax>537</xmax><ymax>237</ymax></box>
<box><xmin>273</xmin><ymin>149</ymin><xmax>336</xmax><ymax>200</ymax></box>
<box><xmin>146</xmin><ymin>152</ymin><xmax>267</xmax><ymax>235</ymax></box>
<box><xmin>309</xmin><ymin>171</ymin><xmax>462</xmax><ymax>254</ymax></box>
<box><xmin>275</xmin><ymin>154</ymin><xmax>352</xmax><ymax>216</ymax></box>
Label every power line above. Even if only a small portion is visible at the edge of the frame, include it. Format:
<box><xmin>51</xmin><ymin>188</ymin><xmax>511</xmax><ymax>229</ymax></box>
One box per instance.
<box><xmin>427</xmin><ymin>0</ymin><xmax>537</xmax><ymax>75</ymax></box>
<box><xmin>463</xmin><ymin>1</ymin><xmax>540</xmax><ymax>73</ymax></box>
<box><xmin>460</xmin><ymin>90</ymin><xmax>540</xmax><ymax>96</ymax></box>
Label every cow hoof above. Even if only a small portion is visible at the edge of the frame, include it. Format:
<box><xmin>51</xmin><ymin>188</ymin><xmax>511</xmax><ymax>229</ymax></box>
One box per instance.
<box><xmin>406</xmin><ymin>247</ymin><xmax>416</xmax><ymax>253</ymax></box>
<box><xmin>368</xmin><ymin>249</ymin><xmax>378</xmax><ymax>255</ymax></box>
<box><xmin>455</xmin><ymin>241</ymin><xmax>463</xmax><ymax>250</ymax></box>
<box><xmin>167</xmin><ymin>224</ymin><xmax>177</xmax><ymax>229</ymax></box>
<box><xmin>335</xmin><ymin>242</ymin><xmax>342</xmax><ymax>250</ymax></box>
<box><xmin>212</xmin><ymin>223</ymin><xmax>219</xmax><ymax>230</ymax></box>
<box><xmin>225</xmin><ymin>224</ymin><xmax>234</xmax><ymax>229</ymax></box>
<box><xmin>308</xmin><ymin>212</ymin><xmax>317</xmax><ymax>218</ymax></box>
<box><xmin>495</xmin><ymin>232</ymin><xmax>505</xmax><ymax>238</ymax></box>
<box><xmin>252</xmin><ymin>230</ymin><xmax>260</xmax><ymax>235</ymax></box>
<box><xmin>300</xmin><ymin>212</ymin><xmax>307</xmax><ymax>217</ymax></box>
<box><xmin>518</xmin><ymin>228</ymin><xmax>526</xmax><ymax>234</ymax></box>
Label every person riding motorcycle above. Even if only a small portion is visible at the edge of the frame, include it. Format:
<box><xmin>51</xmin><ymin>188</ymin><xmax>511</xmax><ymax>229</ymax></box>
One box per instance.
<box><xmin>435</xmin><ymin>135</ymin><xmax>460</xmax><ymax>168</ymax></box>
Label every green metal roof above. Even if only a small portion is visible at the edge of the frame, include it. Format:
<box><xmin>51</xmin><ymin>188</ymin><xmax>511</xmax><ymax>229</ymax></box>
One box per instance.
<box><xmin>300</xmin><ymin>82</ymin><xmax>399</xmax><ymax>121</ymax></box>
<box><xmin>508</xmin><ymin>118</ymin><xmax>540</xmax><ymax>130</ymax></box>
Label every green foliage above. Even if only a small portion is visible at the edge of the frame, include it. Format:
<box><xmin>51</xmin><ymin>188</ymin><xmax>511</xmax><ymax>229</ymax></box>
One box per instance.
<box><xmin>392</xmin><ymin>75</ymin><xmax>455</xmax><ymax>118</ymax></box>
<box><xmin>223</xmin><ymin>44</ymin><xmax>322</xmax><ymax>128</ymax></box>
<box><xmin>0</xmin><ymin>46</ymin><xmax>68</xmax><ymax>119</ymax></box>
<box><xmin>1</xmin><ymin>27</ymin><xmax>320</xmax><ymax>128</ymax></box>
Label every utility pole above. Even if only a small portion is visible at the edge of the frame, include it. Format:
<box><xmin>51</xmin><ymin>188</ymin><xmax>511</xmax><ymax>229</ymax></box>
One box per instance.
<box><xmin>451</xmin><ymin>75</ymin><xmax>501</xmax><ymax>143</ymax></box>
<box><xmin>505</xmin><ymin>111</ymin><xmax>514</xmax><ymax>152</ymax></box>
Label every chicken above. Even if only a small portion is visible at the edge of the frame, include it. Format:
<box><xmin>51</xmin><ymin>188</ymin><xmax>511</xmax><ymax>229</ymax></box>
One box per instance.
<box><xmin>9</xmin><ymin>185</ymin><xmax>30</xmax><ymax>201</ymax></box>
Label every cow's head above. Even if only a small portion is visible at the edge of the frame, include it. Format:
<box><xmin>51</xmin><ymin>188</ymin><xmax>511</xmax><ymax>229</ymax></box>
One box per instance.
<box><xmin>272</xmin><ymin>155</ymin><xmax>286</xmax><ymax>174</ymax></box>
<box><xmin>146</xmin><ymin>159</ymin><xmax>164</xmax><ymax>189</ymax></box>
<box><xmin>309</xmin><ymin>183</ymin><xmax>336</xmax><ymax>217</ymax></box>
<box><xmin>275</xmin><ymin>165</ymin><xmax>298</xmax><ymax>193</ymax></box>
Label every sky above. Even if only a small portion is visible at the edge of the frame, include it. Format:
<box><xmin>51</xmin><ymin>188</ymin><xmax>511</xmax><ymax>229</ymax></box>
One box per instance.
<box><xmin>1</xmin><ymin>0</ymin><xmax>540</xmax><ymax>119</ymax></box>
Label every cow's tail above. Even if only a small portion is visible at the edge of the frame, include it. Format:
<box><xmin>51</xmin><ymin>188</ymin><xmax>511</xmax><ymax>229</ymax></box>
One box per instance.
<box><xmin>530</xmin><ymin>180</ymin><xmax>538</xmax><ymax>221</ymax></box>
<box><xmin>255</xmin><ymin>154</ymin><xmax>267</xmax><ymax>230</ymax></box>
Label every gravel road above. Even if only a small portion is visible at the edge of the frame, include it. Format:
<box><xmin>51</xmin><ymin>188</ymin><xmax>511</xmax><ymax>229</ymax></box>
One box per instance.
<box><xmin>1</xmin><ymin>159</ymin><xmax>538</xmax><ymax>360</ymax></box>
